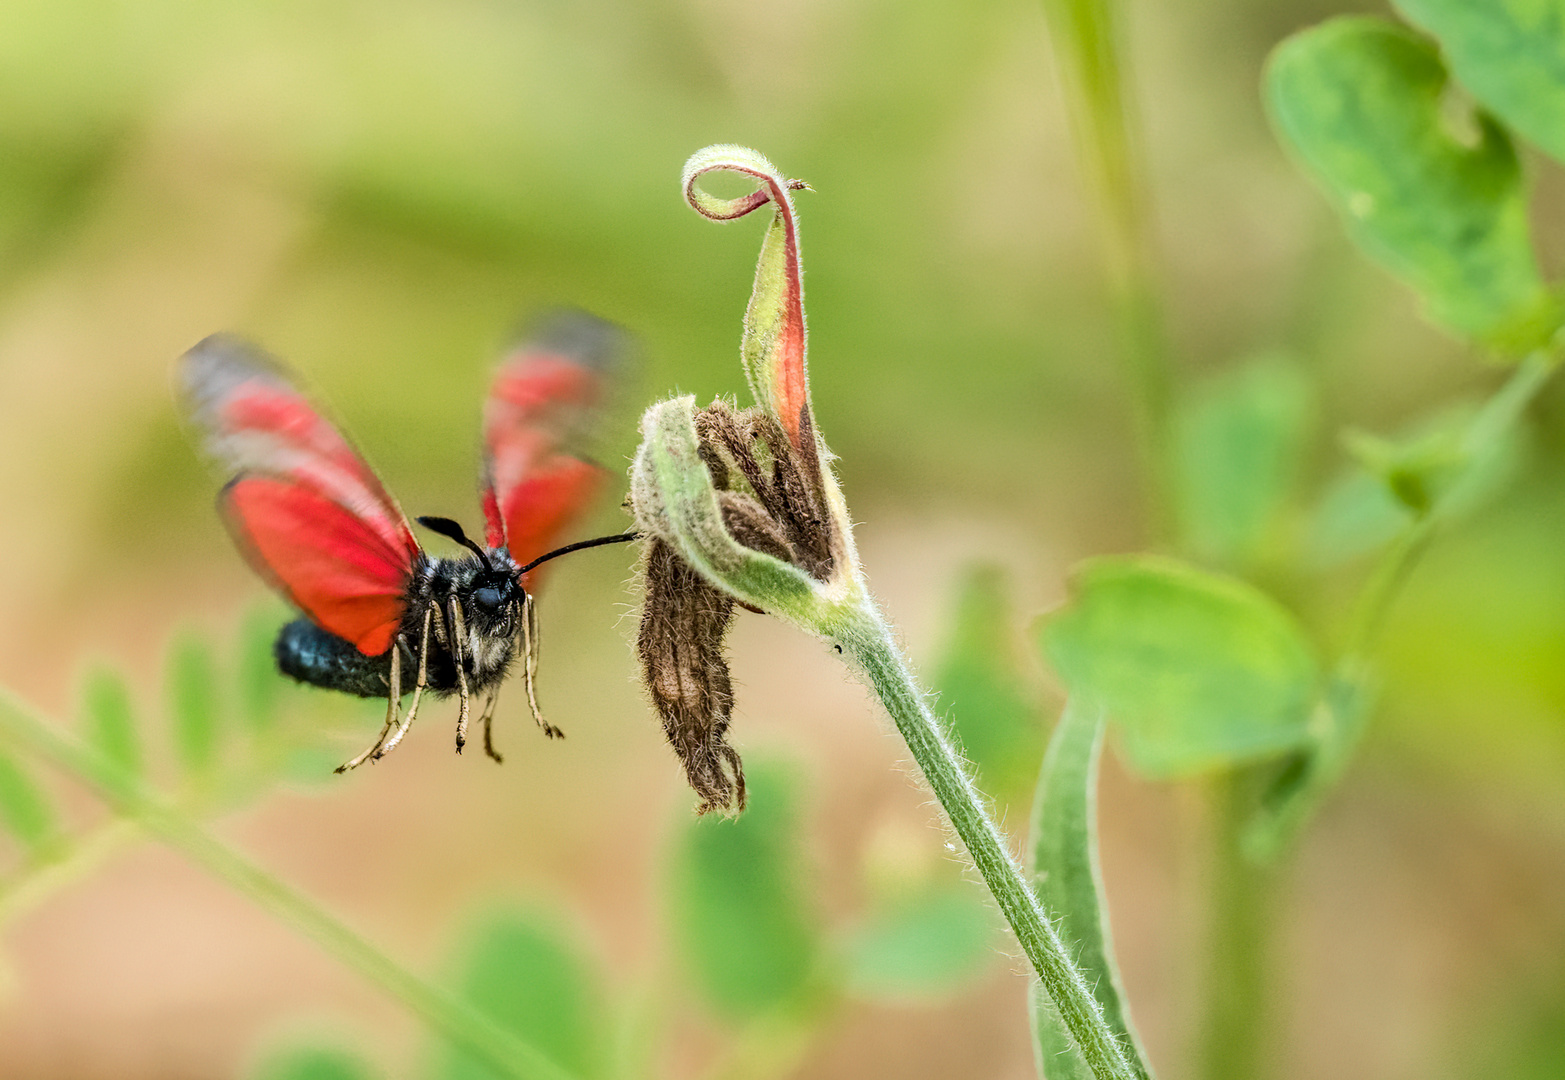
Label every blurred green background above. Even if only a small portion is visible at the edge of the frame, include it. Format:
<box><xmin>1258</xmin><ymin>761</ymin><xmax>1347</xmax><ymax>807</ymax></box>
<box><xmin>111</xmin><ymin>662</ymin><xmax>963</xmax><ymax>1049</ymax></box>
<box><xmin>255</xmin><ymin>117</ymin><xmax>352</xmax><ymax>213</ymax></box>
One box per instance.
<box><xmin>0</xmin><ymin>0</ymin><xmax>1562</xmax><ymax>1077</ymax></box>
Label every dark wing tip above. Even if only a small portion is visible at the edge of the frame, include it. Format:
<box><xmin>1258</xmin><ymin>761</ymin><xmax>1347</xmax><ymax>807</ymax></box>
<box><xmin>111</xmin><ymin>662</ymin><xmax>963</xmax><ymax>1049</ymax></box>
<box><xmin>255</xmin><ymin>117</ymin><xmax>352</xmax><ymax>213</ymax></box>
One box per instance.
<box><xmin>515</xmin><ymin>309</ymin><xmax>633</xmax><ymax>374</ymax></box>
<box><xmin>178</xmin><ymin>333</ymin><xmax>296</xmax><ymax>419</ymax></box>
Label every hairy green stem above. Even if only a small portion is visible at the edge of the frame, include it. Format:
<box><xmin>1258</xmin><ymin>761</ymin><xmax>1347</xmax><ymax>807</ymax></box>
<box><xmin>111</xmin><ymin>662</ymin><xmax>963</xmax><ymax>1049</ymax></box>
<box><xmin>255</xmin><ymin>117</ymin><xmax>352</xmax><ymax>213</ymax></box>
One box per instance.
<box><xmin>0</xmin><ymin>690</ymin><xmax>577</xmax><ymax>1080</ymax></box>
<box><xmin>837</xmin><ymin>603</ymin><xmax>1138</xmax><ymax>1080</ymax></box>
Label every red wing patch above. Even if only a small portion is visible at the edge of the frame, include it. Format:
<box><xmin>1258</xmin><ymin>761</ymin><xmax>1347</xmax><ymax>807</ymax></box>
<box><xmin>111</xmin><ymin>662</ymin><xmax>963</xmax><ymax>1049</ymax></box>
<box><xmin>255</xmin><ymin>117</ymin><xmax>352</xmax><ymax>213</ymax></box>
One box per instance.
<box><xmin>223</xmin><ymin>478</ymin><xmax>411</xmax><ymax>655</ymax></box>
<box><xmin>482</xmin><ymin>314</ymin><xmax>625</xmax><ymax>571</ymax></box>
<box><xmin>181</xmin><ymin>335</ymin><xmax>420</xmax><ymax>654</ymax></box>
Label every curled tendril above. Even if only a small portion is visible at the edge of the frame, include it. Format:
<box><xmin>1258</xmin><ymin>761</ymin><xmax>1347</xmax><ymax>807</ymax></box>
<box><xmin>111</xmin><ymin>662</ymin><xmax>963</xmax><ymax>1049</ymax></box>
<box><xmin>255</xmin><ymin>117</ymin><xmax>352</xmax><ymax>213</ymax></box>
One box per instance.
<box><xmin>681</xmin><ymin>144</ymin><xmax>811</xmax><ymax>221</ymax></box>
<box><xmin>680</xmin><ymin>144</ymin><xmax>813</xmax><ymax>453</ymax></box>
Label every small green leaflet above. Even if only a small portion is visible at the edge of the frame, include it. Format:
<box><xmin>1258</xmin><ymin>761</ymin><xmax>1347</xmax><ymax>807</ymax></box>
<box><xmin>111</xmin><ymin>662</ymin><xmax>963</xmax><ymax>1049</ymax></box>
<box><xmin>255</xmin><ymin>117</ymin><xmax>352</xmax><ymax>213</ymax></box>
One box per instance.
<box><xmin>166</xmin><ymin>630</ymin><xmax>222</xmax><ymax>778</ymax></box>
<box><xmin>82</xmin><ymin>666</ymin><xmax>140</xmax><ymax>779</ymax></box>
<box><xmin>0</xmin><ymin>749</ymin><xmax>58</xmax><ymax>855</ymax></box>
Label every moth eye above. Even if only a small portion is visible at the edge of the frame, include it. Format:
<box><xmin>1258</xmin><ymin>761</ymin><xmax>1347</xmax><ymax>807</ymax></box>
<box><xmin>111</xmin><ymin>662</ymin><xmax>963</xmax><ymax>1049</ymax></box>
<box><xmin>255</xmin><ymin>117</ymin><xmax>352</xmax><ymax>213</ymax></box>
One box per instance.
<box><xmin>474</xmin><ymin>585</ymin><xmax>506</xmax><ymax>611</ymax></box>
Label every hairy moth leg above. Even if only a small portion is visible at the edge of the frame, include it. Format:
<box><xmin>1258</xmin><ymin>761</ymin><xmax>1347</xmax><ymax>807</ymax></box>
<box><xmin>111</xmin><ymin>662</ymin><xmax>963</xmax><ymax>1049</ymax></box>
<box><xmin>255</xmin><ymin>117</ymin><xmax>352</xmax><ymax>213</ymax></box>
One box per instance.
<box><xmin>478</xmin><ymin>690</ymin><xmax>503</xmax><ymax>764</ymax></box>
<box><xmin>447</xmin><ymin>598</ymin><xmax>472</xmax><ymax>752</ymax></box>
<box><xmin>521</xmin><ymin>592</ymin><xmax>562</xmax><ymax>739</ymax></box>
<box><xmin>376</xmin><ymin>603</ymin><xmax>433</xmax><ymax>761</ymax></box>
<box><xmin>338</xmin><ymin>636</ymin><xmax>403</xmax><ymax>772</ymax></box>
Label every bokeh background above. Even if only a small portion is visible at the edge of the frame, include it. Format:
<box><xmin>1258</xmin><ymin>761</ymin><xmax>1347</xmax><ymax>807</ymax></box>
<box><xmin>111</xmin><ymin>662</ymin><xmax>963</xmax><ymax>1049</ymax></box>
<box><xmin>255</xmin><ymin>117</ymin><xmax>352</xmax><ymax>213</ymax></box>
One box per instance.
<box><xmin>0</xmin><ymin>0</ymin><xmax>1562</xmax><ymax>1078</ymax></box>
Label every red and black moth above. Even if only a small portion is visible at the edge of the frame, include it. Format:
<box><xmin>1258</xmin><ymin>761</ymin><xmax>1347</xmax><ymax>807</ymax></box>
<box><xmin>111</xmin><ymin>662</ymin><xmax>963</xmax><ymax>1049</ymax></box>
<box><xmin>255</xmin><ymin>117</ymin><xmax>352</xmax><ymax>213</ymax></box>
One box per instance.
<box><xmin>179</xmin><ymin>313</ymin><xmax>635</xmax><ymax>771</ymax></box>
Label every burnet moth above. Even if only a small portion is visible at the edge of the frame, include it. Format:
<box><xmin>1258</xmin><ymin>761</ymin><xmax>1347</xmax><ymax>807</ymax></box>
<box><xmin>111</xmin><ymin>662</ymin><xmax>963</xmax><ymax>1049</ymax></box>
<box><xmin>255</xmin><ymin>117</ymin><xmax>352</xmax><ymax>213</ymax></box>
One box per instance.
<box><xmin>179</xmin><ymin>312</ymin><xmax>635</xmax><ymax>771</ymax></box>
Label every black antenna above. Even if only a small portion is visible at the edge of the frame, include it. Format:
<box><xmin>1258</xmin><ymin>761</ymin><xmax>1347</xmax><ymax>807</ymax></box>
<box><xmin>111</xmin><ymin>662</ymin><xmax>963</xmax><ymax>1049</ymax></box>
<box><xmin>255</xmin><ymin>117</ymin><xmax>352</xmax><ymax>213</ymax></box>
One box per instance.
<box><xmin>417</xmin><ymin>516</ymin><xmax>493</xmax><ymax>569</ymax></box>
<box><xmin>517</xmin><ymin>532</ymin><xmax>640</xmax><ymax>577</ymax></box>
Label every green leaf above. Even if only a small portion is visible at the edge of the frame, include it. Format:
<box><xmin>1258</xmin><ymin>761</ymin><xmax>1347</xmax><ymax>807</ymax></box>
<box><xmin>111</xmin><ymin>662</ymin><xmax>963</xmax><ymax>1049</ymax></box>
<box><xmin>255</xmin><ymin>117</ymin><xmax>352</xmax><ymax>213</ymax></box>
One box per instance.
<box><xmin>250</xmin><ymin>1044</ymin><xmax>378</xmax><ymax>1080</ymax></box>
<box><xmin>1174</xmin><ymin>356</ymin><xmax>1314</xmax><ymax>568</ymax></box>
<box><xmin>1394</xmin><ymin>0</ymin><xmax>1565</xmax><ymax>167</ymax></box>
<box><xmin>1028</xmin><ymin>701</ymin><xmax>1152</xmax><ymax>1080</ymax></box>
<box><xmin>81</xmin><ymin>666</ymin><xmax>140</xmax><ymax>779</ymax></box>
<box><xmin>936</xmin><ymin>564</ymin><xmax>1045</xmax><ymax>804</ymax></box>
<box><xmin>0</xmin><ymin>749</ymin><xmax>58</xmax><ymax>855</ymax></box>
<box><xmin>1040</xmin><ymin>556</ymin><xmax>1320</xmax><ymax>778</ymax></box>
<box><xmin>670</xmin><ymin>760</ymin><xmax>820</xmax><ymax>1022</ymax></box>
<box><xmin>435</xmin><ymin>907</ymin><xmax>607</xmax><ymax>1080</ymax></box>
<box><xmin>166</xmin><ymin>630</ymin><xmax>222</xmax><ymax>777</ymax></box>
<box><xmin>844</xmin><ymin>881</ymin><xmax>997</xmax><ymax>1002</ymax></box>
<box><xmin>1267</xmin><ymin>17</ymin><xmax>1557</xmax><ymax>350</ymax></box>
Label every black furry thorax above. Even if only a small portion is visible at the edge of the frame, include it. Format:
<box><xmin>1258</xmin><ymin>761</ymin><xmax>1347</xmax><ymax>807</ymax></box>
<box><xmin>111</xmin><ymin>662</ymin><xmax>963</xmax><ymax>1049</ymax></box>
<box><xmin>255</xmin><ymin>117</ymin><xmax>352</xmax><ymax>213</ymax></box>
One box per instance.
<box><xmin>276</xmin><ymin>546</ymin><xmax>529</xmax><ymax>700</ymax></box>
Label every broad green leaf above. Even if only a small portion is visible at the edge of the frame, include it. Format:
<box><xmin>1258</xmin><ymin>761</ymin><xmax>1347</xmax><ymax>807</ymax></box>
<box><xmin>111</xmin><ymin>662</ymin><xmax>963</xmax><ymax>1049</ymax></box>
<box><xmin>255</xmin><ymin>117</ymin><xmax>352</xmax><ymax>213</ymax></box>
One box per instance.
<box><xmin>166</xmin><ymin>630</ymin><xmax>221</xmax><ymax>777</ymax></box>
<box><xmin>1040</xmin><ymin>556</ymin><xmax>1320</xmax><ymax>778</ymax></box>
<box><xmin>81</xmin><ymin>666</ymin><xmax>140</xmax><ymax>779</ymax></box>
<box><xmin>0</xmin><ymin>749</ymin><xmax>57</xmax><ymax>855</ymax></box>
<box><xmin>1267</xmin><ymin>18</ymin><xmax>1557</xmax><ymax>350</ymax></box>
<box><xmin>250</xmin><ymin>1044</ymin><xmax>377</xmax><ymax>1080</ymax></box>
<box><xmin>1395</xmin><ymin>0</ymin><xmax>1565</xmax><ymax>166</ymax></box>
<box><xmin>670</xmin><ymin>761</ymin><xmax>819</xmax><ymax>1022</ymax></box>
<box><xmin>1028</xmin><ymin>702</ymin><xmax>1152</xmax><ymax>1080</ymax></box>
<box><xmin>436</xmin><ymin>907</ymin><xmax>606</xmax><ymax>1080</ymax></box>
<box><xmin>844</xmin><ymin>881</ymin><xmax>997</xmax><ymax>1001</ymax></box>
<box><xmin>1174</xmin><ymin>356</ymin><xmax>1314</xmax><ymax>568</ymax></box>
<box><xmin>936</xmin><ymin>564</ymin><xmax>1045</xmax><ymax>804</ymax></box>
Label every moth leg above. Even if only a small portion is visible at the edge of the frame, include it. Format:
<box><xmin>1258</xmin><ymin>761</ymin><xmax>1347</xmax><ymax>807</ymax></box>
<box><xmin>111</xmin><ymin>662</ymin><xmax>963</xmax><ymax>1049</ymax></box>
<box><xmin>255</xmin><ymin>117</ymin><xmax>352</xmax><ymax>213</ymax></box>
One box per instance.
<box><xmin>478</xmin><ymin>689</ymin><xmax>503</xmax><ymax>764</ymax></box>
<box><xmin>375</xmin><ymin>603</ymin><xmax>433</xmax><ymax>761</ymax></box>
<box><xmin>447</xmin><ymin>599</ymin><xmax>472</xmax><ymax>753</ymax></box>
<box><xmin>337</xmin><ymin>635</ymin><xmax>402</xmax><ymax>772</ymax></box>
<box><xmin>521</xmin><ymin>592</ymin><xmax>563</xmax><ymax>740</ymax></box>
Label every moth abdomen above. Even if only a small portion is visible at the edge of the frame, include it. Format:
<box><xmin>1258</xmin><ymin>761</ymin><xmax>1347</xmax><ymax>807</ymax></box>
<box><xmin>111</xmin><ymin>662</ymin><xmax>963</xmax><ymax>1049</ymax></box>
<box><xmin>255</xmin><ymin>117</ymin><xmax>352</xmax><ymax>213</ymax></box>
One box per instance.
<box><xmin>274</xmin><ymin>618</ymin><xmax>393</xmax><ymax>698</ymax></box>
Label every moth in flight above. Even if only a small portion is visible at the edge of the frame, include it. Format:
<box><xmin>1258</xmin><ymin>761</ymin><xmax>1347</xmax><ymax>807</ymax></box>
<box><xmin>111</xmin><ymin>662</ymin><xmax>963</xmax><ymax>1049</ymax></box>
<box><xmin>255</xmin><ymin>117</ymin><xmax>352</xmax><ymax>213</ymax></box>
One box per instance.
<box><xmin>180</xmin><ymin>313</ymin><xmax>634</xmax><ymax>771</ymax></box>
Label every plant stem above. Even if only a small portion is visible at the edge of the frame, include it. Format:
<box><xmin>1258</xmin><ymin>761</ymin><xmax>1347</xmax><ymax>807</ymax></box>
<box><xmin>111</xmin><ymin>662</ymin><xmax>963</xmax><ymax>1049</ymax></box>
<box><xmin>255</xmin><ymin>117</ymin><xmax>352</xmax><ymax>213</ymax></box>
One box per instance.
<box><xmin>838</xmin><ymin>603</ymin><xmax>1138</xmax><ymax>1080</ymax></box>
<box><xmin>0</xmin><ymin>690</ymin><xmax>577</xmax><ymax>1080</ymax></box>
<box><xmin>0</xmin><ymin>819</ymin><xmax>138</xmax><ymax>926</ymax></box>
<box><xmin>1038</xmin><ymin>0</ymin><xmax>1172</xmax><ymax>537</ymax></box>
<box><xmin>1196</xmin><ymin>769</ymin><xmax>1275</xmax><ymax>1080</ymax></box>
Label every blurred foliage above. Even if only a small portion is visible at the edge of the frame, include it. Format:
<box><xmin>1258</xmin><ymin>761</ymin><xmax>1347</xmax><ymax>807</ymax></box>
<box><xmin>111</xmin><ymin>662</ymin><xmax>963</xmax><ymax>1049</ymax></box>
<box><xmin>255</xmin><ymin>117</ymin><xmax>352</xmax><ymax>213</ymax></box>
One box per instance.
<box><xmin>842</xmin><ymin>881</ymin><xmax>997</xmax><ymax>1003</ymax></box>
<box><xmin>0</xmin><ymin>605</ymin><xmax>391</xmax><ymax>911</ymax></box>
<box><xmin>669</xmin><ymin>761</ymin><xmax>822</xmax><ymax>1022</ymax></box>
<box><xmin>436</xmin><ymin>909</ymin><xmax>609</xmax><ymax>1080</ymax></box>
<box><xmin>1173</xmin><ymin>355</ymin><xmax>1314</xmax><ymax>570</ymax></box>
<box><xmin>1267</xmin><ymin>18</ymin><xmax>1558</xmax><ymax>351</ymax></box>
<box><xmin>937</xmin><ymin>564</ymin><xmax>1047</xmax><ymax>809</ymax></box>
<box><xmin>0</xmin><ymin>751</ymin><xmax>58</xmax><ymax>860</ymax></box>
<box><xmin>1041</xmin><ymin>556</ymin><xmax>1319</xmax><ymax>779</ymax></box>
<box><xmin>251</xmin><ymin>1045</ymin><xmax>378</xmax><ymax>1080</ymax></box>
<box><xmin>1394</xmin><ymin>0</ymin><xmax>1565</xmax><ymax>168</ymax></box>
